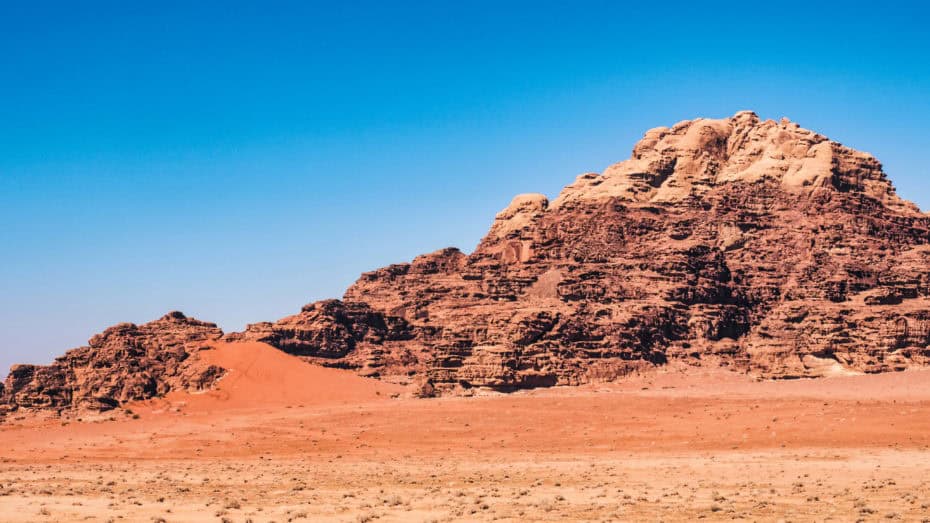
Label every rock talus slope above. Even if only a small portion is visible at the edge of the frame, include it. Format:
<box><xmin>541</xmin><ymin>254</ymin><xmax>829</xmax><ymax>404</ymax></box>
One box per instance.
<box><xmin>234</xmin><ymin>111</ymin><xmax>930</xmax><ymax>394</ymax></box>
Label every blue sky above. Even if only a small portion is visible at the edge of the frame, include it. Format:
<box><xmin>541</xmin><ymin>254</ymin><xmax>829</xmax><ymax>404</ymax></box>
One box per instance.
<box><xmin>2</xmin><ymin>1</ymin><xmax>929</xmax><ymax>373</ymax></box>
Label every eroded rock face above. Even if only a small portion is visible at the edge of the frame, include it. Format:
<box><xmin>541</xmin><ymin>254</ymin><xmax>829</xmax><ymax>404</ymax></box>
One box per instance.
<box><xmin>6</xmin><ymin>111</ymin><xmax>929</xmax><ymax>405</ymax></box>
<box><xmin>0</xmin><ymin>312</ymin><xmax>224</xmax><ymax>413</ymax></box>
<box><xmin>227</xmin><ymin>299</ymin><xmax>421</xmax><ymax>377</ymax></box>
<box><xmin>238</xmin><ymin>111</ymin><xmax>930</xmax><ymax>393</ymax></box>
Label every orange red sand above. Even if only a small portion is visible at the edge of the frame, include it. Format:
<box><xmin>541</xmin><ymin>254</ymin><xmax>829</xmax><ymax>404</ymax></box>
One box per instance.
<box><xmin>171</xmin><ymin>341</ymin><xmax>403</xmax><ymax>408</ymax></box>
<box><xmin>2</xmin><ymin>342</ymin><xmax>930</xmax><ymax>521</ymax></box>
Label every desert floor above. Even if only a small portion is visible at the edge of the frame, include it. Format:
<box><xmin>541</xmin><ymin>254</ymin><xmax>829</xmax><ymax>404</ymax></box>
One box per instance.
<box><xmin>2</xmin><ymin>342</ymin><xmax>930</xmax><ymax>522</ymax></box>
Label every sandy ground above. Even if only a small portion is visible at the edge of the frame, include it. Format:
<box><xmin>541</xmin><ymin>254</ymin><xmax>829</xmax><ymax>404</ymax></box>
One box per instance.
<box><xmin>2</xmin><ymin>342</ymin><xmax>930</xmax><ymax>522</ymax></box>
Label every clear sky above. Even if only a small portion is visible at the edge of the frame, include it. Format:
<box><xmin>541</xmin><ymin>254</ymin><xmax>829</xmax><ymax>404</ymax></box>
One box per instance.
<box><xmin>2</xmin><ymin>1</ymin><xmax>929</xmax><ymax>374</ymax></box>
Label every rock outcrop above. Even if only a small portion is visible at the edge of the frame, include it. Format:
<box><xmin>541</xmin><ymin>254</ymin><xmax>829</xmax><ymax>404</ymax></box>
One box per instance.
<box><xmin>226</xmin><ymin>299</ymin><xmax>422</xmax><ymax>377</ymax></box>
<box><xmin>6</xmin><ymin>111</ymin><xmax>930</xmax><ymax>408</ymax></box>
<box><xmin>235</xmin><ymin>111</ymin><xmax>930</xmax><ymax>393</ymax></box>
<box><xmin>1</xmin><ymin>312</ymin><xmax>224</xmax><ymax>414</ymax></box>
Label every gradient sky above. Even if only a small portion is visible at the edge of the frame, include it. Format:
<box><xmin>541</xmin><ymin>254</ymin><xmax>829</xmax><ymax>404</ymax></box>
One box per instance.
<box><xmin>2</xmin><ymin>1</ymin><xmax>930</xmax><ymax>374</ymax></box>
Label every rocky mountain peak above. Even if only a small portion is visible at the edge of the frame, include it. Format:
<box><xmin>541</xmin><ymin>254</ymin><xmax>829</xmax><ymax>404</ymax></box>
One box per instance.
<box><xmin>552</xmin><ymin>111</ymin><xmax>914</xmax><ymax>213</ymax></box>
<box><xmin>257</xmin><ymin>111</ymin><xmax>930</xmax><ymax>393</ymax></box>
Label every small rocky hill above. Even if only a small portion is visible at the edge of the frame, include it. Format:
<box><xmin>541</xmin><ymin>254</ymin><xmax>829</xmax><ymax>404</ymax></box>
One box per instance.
<box><xmin>0</xmin><ymin>312</ymin><xmax>223</xmax><ymax>414</ymax></box>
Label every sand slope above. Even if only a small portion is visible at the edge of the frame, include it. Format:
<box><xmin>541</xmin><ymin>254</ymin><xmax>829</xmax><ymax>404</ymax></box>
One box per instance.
<box><xmin>165</xmin><ymin>341</ymin><xmax>403</xmax><ymax>409</ymax></box>
<box><xmin>3</xmin><ymin>357</ymin><xmax>930</xmax><ymax>521</ymax></box>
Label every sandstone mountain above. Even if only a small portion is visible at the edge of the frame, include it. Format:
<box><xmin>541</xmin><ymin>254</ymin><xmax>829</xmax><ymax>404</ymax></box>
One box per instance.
<box><xmin>5</xmin><ymin>110</ymin><xmax>930</xmax><ymax>412</ymax></box>
<box><xmin>231</xmin><ymin>111</ymin><xmax>930</xmax><ymax>394</ymax></box>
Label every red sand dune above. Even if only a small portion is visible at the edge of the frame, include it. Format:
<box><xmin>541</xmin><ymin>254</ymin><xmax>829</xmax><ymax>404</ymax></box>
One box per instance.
<box><xmin>160</xmin><ymin>341</ymin><xmax>403</xmax><ymax>410</ymax></box>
